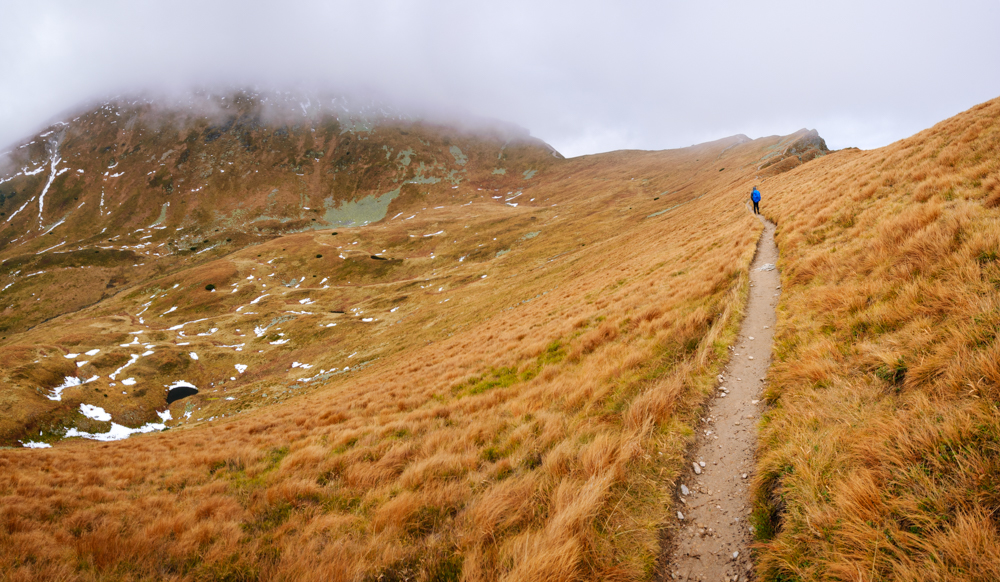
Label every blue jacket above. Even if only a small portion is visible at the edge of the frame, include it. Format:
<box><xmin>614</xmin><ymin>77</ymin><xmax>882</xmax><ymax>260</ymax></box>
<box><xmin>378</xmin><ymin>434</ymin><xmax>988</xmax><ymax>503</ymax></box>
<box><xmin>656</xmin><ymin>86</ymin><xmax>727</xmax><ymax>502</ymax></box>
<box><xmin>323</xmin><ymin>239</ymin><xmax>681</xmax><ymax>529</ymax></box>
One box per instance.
<box><xmin>751</xmin><ymin>188</ymin><xmax>761</xmax><ymax>202</ymax></box>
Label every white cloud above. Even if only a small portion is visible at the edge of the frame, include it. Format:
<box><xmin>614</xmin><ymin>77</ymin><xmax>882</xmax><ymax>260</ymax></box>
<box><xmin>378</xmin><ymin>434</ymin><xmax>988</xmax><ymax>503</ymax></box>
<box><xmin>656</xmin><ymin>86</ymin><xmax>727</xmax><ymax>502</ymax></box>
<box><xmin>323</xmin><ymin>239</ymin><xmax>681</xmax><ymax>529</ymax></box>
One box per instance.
<box><xmin>1</xmin><ymin>0</ymin><xmax>999</xmax><ymax>156</ymax></box>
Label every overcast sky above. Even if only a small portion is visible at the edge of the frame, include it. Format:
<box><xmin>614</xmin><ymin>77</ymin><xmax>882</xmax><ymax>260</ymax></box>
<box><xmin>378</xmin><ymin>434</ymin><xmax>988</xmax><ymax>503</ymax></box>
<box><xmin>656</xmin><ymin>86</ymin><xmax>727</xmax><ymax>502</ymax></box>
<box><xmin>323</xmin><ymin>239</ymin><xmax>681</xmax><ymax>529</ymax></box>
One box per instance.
<box><xmin>2</xmin><ymin>0</ymin><xmax>999</xmax><ymax>158</ymax></box>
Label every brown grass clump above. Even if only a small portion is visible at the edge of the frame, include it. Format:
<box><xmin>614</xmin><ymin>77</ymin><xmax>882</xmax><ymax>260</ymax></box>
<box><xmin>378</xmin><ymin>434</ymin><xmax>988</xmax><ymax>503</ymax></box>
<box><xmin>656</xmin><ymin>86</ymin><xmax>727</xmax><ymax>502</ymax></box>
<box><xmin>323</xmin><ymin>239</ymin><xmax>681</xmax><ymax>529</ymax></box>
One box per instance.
<box><xmin>751</xmin><ymin>96</ymin><xmax>1000</xmax><ymax>580</ymax></box>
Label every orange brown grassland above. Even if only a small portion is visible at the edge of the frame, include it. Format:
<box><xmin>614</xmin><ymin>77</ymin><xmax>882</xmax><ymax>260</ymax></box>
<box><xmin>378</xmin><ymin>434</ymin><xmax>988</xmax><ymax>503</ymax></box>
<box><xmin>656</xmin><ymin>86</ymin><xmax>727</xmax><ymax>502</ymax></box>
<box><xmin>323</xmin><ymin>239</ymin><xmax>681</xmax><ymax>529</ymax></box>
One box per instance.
<box><xmin>752</xmin><ymin>96</ymin><xmax>1000</xmax><ymax>581</ymax></box>
<box><xmin>1</xmin><ymin>115</ymin><xmax>778</xmax><ymax>581</ymax></box>
<box><xmin>3</xmin><ymin>92</ymin><xmax>997</xmax><ymax>582</ymax></box>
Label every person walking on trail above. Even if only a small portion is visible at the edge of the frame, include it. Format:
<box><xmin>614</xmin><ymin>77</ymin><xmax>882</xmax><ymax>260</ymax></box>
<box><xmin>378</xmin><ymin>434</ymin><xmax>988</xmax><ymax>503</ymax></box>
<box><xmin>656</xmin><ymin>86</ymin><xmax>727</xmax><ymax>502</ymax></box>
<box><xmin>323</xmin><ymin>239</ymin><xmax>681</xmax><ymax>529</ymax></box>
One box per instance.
<box><xmin>751</xmin><ymin>186</ymin><xmax>761</xmax><ymax>214</ymax></box>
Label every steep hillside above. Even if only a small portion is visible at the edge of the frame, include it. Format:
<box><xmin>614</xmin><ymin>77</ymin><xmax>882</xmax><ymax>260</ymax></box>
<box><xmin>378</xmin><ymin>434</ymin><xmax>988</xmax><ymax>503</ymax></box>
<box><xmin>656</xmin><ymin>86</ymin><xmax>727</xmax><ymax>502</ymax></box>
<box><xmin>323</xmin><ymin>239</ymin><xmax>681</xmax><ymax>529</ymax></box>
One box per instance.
<box><xmin>0</xmin><ymin>91</ymin><xmax>560</xmax><ymax>334</ymax></box>
<box><xmin>751</xmin><ymin>97</ymin><xmax>1000</xmax><ymax>580</ymax></box>
<box><xmin>0</xmin><ymin>93</ymin><xmax>836</xmax><ymax>581</ymax></box>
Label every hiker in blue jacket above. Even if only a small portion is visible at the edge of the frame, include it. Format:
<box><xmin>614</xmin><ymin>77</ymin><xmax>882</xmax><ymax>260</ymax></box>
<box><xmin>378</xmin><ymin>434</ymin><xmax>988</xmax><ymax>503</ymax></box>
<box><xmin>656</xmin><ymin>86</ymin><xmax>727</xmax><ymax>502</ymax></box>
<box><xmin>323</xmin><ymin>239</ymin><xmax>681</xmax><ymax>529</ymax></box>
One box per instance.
<box><xmin>751</xmin><ymin>186</ymin><xmax>761</xmax><ymax>214</ymax></box>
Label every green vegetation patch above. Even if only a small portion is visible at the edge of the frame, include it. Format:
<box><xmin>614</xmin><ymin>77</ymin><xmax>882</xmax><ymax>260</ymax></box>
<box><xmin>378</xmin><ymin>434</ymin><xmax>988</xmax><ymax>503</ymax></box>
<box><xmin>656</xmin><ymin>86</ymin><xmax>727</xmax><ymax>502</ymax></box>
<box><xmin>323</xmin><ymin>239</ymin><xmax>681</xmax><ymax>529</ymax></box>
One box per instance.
<box><xmin>452</xmin><ymin>340</ymin><xmax>564</xmax><ymax>398</ymax></box>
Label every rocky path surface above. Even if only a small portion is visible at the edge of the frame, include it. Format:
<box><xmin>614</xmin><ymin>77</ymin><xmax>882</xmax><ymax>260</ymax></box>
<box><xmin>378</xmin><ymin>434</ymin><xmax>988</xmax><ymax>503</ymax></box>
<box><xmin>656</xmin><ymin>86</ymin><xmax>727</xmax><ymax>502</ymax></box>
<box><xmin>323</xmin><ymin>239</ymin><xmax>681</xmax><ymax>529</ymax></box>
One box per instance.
<box><xmin>665</xmin><ymin>215</ymin><xmax>780</xmax><ymax>581</ymax></box>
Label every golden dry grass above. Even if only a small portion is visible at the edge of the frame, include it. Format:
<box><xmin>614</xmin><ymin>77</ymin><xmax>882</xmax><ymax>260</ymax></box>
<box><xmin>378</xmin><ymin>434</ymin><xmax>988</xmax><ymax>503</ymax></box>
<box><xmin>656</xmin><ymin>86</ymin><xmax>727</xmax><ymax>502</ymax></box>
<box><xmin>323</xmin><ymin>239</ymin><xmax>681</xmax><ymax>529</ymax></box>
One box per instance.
<box><xmin>0</xmin><ymin>131</ymin><xmax>787</xmax><ymax>580</ymax></box>
<box><xmin>751</xmin><ymin>96</ymin><xmax>1000</xmax><ymax>580</ymax></box>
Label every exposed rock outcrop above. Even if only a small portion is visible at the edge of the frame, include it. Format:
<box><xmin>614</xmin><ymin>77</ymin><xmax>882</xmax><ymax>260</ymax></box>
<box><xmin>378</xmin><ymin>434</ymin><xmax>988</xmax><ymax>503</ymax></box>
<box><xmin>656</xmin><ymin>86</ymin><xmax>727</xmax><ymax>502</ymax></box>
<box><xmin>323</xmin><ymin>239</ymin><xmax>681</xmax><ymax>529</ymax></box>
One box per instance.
<box><xmin>757</xmin><ymin>128</ymin><xmax>829</xmax><ymax>177</ymax></box>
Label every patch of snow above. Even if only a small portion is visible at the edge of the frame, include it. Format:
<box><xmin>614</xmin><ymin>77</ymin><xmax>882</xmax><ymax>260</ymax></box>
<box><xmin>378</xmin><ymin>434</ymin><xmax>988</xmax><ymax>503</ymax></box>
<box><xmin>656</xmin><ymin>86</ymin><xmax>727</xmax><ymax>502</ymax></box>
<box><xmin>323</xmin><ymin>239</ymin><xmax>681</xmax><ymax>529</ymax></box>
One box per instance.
<box><xmin>166</xmin><ymin>317</ymin><xmax>209</xmax><ymax>331</ymax></box>
<box><xmin>190</xmin><ymin>352</ymin><xmax>199</xmax><ymax>360</ymax></box>
<box><xmin>79</xmin><ymin>404</ymin><xmax>111</xmax><ymax>422</ymax></box>
<box><xmin>122</xmin><ymin>378</ymin><xmax>137</xmax><ymax>386</ymax></box>
<box><xmin>160</xmin><ymin>306</ymin><xmax>177</xmax><ymax>316</ymax></box>
<box><xmin>108</xmin><ymin>353</ymin><xmax>140</xmax><ymax>380</ymax></box>
<box><xmin>64</xmin><ymin>353</ymin><xmax>80</xmax><ymax>359</ymax></box>
<box><xmin>65</xmin><ymin>421</ymin><xmax>167</xmax><ymax>442</ymax></box>
<box><xmin>22</xmin><ymin>441</ymin><xmax>51</xmax><ymax>448</ymax></box>
<box><xmin>166</xmin><ymin>380</ymin><xmax>197</xmax><ymax>390</ymax></box>
<box><xmin>235</xmin><ymin>364</ymin><xmax>248</xmax><ymax>373</ymax></box>
<box><xmin>46</xmin><ymin>376</ymin><xmax>81</xmax><ymax>401</ymax></box>
<box><xmin>37</xmin><ymin>240</ymin><xmax>66</xmax><ymax>254</ymax></box>
<box><xmin>37</xmin><ymin>151</ymin><xmax>63</xmax><ymax>226</ymax></box>
<box><xmin>85</xmin><ymin>349</ymin><xmax>100</xmax><ymax>356</ymax></box>
<box><xmin>270</xmin><ymin>339</ymin><xmax>290</xmax><ymax>345</ymax></box>
<box><xmin>5</xmin><ymin>195</ymin><xmax>37</xmax><ymax>223</ymax></box>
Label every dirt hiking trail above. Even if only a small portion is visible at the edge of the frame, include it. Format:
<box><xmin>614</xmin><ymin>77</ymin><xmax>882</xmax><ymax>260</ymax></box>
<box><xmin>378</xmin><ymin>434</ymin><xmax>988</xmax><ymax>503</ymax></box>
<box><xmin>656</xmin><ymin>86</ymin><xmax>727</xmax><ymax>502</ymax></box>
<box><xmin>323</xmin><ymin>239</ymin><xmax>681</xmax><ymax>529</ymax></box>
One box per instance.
<box><xmin>665</xmin><ymin>215</ymin><xmax>780</xmax><ymax>581</ymax></box>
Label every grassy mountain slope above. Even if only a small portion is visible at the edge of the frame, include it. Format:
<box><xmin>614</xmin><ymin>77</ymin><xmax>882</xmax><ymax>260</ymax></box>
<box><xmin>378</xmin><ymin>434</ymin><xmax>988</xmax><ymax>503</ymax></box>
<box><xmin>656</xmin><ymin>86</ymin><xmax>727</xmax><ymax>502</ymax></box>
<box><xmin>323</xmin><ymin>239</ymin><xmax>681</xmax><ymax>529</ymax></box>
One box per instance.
<box><xmin>0</xmin><ymin>95</ymin><xmax>830</xmax><ymax>580</ymax></box>
<box><xmin>0</xmin><ymin>91</ymin><xmax>559</xmax><ymax>334</ymax></box>
<box><xmin>752</xmin><ymin>97</ymin><xmax>1000</xmax><ymax>580</ymax></box>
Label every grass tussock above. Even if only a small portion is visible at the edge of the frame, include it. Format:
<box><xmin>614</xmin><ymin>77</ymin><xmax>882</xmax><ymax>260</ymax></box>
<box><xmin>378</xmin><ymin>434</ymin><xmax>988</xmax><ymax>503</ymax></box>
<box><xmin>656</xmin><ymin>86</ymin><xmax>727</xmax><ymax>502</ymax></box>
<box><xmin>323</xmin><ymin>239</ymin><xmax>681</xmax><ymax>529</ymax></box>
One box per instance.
<box><xmin>752</xmin><ymin>96</ymin><xmax>1000</xmax><ymax>580</ymax></box>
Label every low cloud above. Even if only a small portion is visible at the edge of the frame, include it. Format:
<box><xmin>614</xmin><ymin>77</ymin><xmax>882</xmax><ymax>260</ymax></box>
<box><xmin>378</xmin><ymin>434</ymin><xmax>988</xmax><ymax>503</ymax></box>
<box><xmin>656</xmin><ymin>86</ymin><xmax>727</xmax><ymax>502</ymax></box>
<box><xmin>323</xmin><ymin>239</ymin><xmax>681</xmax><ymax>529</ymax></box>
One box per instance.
<box><xmin>2</xmin><ymin>0</ymin><xmax>999</xmax><ymax>157</ymax></box>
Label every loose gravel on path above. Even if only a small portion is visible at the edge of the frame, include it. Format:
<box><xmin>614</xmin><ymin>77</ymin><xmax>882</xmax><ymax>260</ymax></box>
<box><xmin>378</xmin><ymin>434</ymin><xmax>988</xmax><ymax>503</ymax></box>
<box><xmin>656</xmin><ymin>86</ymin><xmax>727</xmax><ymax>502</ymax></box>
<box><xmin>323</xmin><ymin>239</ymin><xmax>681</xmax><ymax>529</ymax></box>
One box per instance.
<box><xmin>666</xmin><ymin>215</ymin><xmax>780</xmax><ymax>581</ymax></box>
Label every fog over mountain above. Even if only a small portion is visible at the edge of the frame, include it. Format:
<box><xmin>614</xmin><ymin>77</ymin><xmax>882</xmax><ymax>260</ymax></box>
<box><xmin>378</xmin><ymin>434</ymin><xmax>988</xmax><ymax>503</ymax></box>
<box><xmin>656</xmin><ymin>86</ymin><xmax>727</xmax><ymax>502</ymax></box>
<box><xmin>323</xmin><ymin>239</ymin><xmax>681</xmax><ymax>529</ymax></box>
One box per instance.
<box><xmin>2</xmin><ymin>0</ymin><xmax>999</xmax><ymax>156</ymax></box>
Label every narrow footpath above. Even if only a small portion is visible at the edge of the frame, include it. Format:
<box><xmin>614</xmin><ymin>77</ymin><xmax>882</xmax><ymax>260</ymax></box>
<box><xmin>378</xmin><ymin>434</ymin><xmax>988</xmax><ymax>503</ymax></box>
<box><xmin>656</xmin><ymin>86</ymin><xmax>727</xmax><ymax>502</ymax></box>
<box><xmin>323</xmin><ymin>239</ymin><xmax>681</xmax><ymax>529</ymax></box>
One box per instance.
<box><xmin>665</xmin><ymin>216</ymin><xmax>780</xmax><ymax>581</ymax></box>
